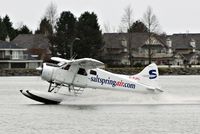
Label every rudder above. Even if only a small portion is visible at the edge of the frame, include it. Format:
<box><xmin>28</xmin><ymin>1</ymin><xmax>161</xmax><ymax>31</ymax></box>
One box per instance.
<box><xmin>133</xmin><ymin>63</ymin><xmax>161</xmax><ymax>91</ymax></box>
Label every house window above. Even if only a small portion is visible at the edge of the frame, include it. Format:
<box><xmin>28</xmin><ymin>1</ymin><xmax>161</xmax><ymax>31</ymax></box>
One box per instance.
<box><xmin>90</xmin><ymin>70</ymin><xmax>97</xmax><ymax>75</ymax></box>
<box><xmin>121</xmin><ymin>39</ymin><xmax>127</xmax><ymax>47</ymax></box>
<box><xmin>77</xmin><ymin>68</ymin><xmax>87</xmax><ymax>76</ymax></box>
<box><xmin>12</xmin><ymin>51</ymin><xmax>19</xmax><ymax>59</ymax></box>
<box><xmin>138</xmin><ymin>47</ymin><xmax>142</xmax><ymax>53</ymax></box>
<box><xmin>5</xmin><ymin>50</ymin><xmax>10</xmax><ymax>56</ymax></box>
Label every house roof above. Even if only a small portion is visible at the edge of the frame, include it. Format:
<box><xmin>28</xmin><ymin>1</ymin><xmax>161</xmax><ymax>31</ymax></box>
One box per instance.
<box><xmin>103</xmin><ymin>33</ymin><xmax>166</xmax><ymax>49</ymax></box>
<box><xmin>0</xmin><ymin>40</ymin><xmax>26</xmax><ymax>50</ymax></box>
<box><xmin>182</xmin><ymin>52</ymin><xmax>199</xmax><ymax>60</ymax></box>
<box><xmin>12</xmin><ymin>34</ymin><xmax>51</xmax><ymax>51</ymax></box>
<box><xmin>169</xmin><ymin>33</ymin><xmax>200</xmax><ymax>49</ymax></box>
<box><xmin>174</xmin><ymin>52</ymin><xmax>199</xmax><ymax>61</ymax></box>
<box><xmin>104</xmin><ymin>33</ymin><xmax>200</xmax><ymax>50</ymax></box>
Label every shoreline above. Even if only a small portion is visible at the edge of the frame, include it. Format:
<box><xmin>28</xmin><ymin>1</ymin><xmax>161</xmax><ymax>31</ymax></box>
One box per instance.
<box><xmin>1</xmin><ymin>67</ymin><xmax>200</xmax><ymax>76</ymax></box>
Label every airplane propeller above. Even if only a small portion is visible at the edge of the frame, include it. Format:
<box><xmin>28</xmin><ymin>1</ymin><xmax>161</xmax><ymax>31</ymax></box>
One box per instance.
<box><xmin>36</xmin><ymin>66</ymin><xmax>43</xmax><ymax>71</ymax></box>
<box><xmin>36</xmin><ymin>63</ymin><xmax>44</xmax><ymax>75</ymax></box>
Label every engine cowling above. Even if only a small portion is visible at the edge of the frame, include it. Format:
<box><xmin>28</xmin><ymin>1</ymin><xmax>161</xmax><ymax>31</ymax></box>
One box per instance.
<box><xmin>41</xmin><ymin>63</ymin><xmax>55</xmax><ymax>82</ymax></box>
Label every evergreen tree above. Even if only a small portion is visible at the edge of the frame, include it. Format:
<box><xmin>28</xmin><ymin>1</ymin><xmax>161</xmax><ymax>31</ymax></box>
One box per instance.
<box><xmin>128</xmin><ymin>20</ymin><xmax>148</xmax><ymax>33</ymax></box>
<box><xmin>75</xmin><ymin>12</ymin><xmax>103</xmax><ymax>59</ymax></box>
<box><xmin>55</xmin><ymin>11</ymin><xmax>77</xmax><ymax>58</ymax></box>
<box><xmin>0</xmin><ymin>17</ymin><xmax>7</xmax><ymax>40</ymax></box>
<box><xmin>35</xmin><ymin>17</ymin><xmax>52</xmax><ymax>35</ymax></box>
<box><xmin>3</xmin><ymin>15</ymin><xmax>17</xmax><ymax>40</ymax></box>
<box><xmin>18</xmin><ymin>25</ymin><xmax>32</xmax><ymax>34</ymax></box>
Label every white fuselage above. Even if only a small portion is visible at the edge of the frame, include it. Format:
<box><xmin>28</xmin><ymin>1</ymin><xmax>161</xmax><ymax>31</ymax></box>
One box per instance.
<box><xmin>41</xmin><ymin>64</ymin><xmax>146</xmax><ymax>92</ymax></box>
<box><xmin>21</xmin><ymin>58</ymin><xmax>160</xmax><ymax>104</ymax></box>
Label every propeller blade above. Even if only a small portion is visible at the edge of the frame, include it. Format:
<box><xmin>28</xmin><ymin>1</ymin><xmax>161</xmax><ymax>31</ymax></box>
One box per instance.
<box><xmin>36</xmin><ymin>66</ymin><xmax>43</xmax><ymax>71</ymax></box>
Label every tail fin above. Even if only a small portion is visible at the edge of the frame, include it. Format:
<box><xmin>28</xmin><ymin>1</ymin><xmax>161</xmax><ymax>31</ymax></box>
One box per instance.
<box><xmin>134</xmin><ymin>63</ymin><xmax>162</xmax><ymax>92</ymax></box>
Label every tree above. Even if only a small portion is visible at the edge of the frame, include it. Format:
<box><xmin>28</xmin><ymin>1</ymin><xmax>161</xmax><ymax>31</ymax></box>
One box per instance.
<box><xmin>121</xmin><ymin>5</ymin><xmax>134</xmax><ymax>32</ymax></box>
<box><xmin>35</xmin><ymin>17</ymin><xmax>53</xmax><ymax>35</ymax></box>
<box><xmin>103</xmin><ymin>22</ymin><xmax>111</xmax><ymax>33</ymax></box>
<box><xmin>121</xmin><ymin>5</ymin><xmax>134</xmax><ymax>66</ymax></box>
<box><xmin>45</xmin><ymin>2</ymin><xmax>58</xmax><ymax>33</ymax></box>
<box><xmin>17</xmin><ymin>25</ymin><xmax>32</xmax><ymax>34</ymax></box>
<box><xmin>35</xmin><ymin>17</ymin><xmax>54</xmax><ymax>56</ymax></box>
<box><xmin>143</xmin><ymin>6</ymin><xmax>160</xmax><ymax>64</ymax></box>
<box><xmin>75</xmin><ymin>12</ymin><xmax>103</xmax><ymax>59</ymax></box>
<box><xmin>42</xmin><ymin>2</ymin><xmax>58</xmax><ymax>56</ymax></box>
<box><xmin>55</xmin><ymin>11</ymin><xmax>77</xmax><ymax>58</ymax></box>
<box><xmin>0</xmin><ymin>17</ymin><xmax>7</xmax><ymax>40</ymax></box>
<box><xmin>103</xmin><ymin>22</ymin><xmax>117</xmax><ymax>33</ymax></box>
<box><xmin>2</xmin><ymin>15</ymin><xmax>17</xmax><ymax>40</ymax></box>
<box><xmin>128</xmin><ymin>20</ymin><xmax>148</xmax><ymax>33</ymax></box>
<box><xmin>143</xmin><ymin>6</ymin><xmax>159</xmax><ymax>33</ymax></box>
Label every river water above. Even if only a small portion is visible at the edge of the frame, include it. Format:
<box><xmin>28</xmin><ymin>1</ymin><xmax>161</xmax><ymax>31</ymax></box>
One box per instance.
<box><xmin>0</xmin><ymin>76</ymin><xmax>200</xmax><ymax>134</ymax></box>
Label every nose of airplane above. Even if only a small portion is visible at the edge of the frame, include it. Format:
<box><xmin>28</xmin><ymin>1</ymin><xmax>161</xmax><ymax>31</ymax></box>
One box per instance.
<box><xmin>41</xmin><ymin>63</ymin><xmax>54</xmax><ymax>82</ymax></box>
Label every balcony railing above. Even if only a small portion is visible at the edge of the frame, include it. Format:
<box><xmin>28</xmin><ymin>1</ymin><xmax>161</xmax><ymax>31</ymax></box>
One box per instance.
<box><xmin>0</xmin><ymin>55</ymin><xmax>29</xmax><ymax>60</ymax></box>
<box><xmin>133</xmin><ymin>53</ymin><xmax>173</xmax><ymax>58</ymax></box>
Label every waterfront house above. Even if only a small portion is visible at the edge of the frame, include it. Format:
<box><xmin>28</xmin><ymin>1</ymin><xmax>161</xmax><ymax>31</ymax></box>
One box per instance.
<box><xmin>102</xmin><ymin>33</ymin><xmax>200</xmax><ymax>66</ymax></box>
<box><xmin>0</xmin><ymin>40</ymin><xmax>42</xmax><ymax>69</ymax></box>
<box><xmin>102</xmin><ymin>33</ymin><xmax>173</xmax><ymax>66</ymax></box>
<box><xmin>12</xmin><ymin>34</ymin><xmax>51</xmax><ymax>61</ymax></box>
<box><xmin>168</xmin><ymin>33</ymin><xmax>200</xmax><ymax>65</ymax></box>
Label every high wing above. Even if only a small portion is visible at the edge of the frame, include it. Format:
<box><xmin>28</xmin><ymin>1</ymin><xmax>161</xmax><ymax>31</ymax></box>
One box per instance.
<box><xmin>51</xmin><ymin>57</ymin><xmax>104</xmax><ymax>69</ymax></box>
<box><xmin>70</xmin><ymin>58</ymin><xmax>105</xmax><ymax>69</ymax></box>
<box><xmin>51</xmin><ymin>57</ymin><xmax>71</xmax><ymax>66</ymax></box>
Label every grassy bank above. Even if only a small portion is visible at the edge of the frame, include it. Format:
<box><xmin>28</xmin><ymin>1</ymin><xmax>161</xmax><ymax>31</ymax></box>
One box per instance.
<box><xmin>0</xmin><ymin>69</ymin><xmax>40</xmax><ymax>76</ymax></box>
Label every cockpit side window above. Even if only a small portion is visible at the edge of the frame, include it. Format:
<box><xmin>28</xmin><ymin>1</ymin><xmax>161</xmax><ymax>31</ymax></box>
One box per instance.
<box><xmin>90</xmin><ymin>70</ymin><xmax>97</xmax><ymax>75</ymax></box>
<box><xmin>77</xmin><ymin>68</ymin><xmax>87</xmax><ymax>76</ymax></box>
<box><xmin>64</xmin><ymin>65</ymin><xmax>71</xmax><ymax>70</ymax></box>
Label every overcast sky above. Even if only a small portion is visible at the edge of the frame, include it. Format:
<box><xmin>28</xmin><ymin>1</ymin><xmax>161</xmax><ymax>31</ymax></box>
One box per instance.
<box><xmin>0</xmin><ymin>0</ymin><xmax>200</xmax><ymax>34</ymax></box>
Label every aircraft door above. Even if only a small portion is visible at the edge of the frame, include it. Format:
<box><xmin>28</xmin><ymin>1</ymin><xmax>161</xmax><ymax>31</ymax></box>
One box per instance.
<box><xmin>73</xmin><ymin>68</ymin><xmax>88</xmax><ymax>87</ymax></box>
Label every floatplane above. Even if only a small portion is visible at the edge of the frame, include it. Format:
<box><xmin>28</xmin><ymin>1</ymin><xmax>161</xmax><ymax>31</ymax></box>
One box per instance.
<box><xmin>20</xmin><ymin>57</ymin><xmax>162</xmax><ymax>104</ymax></box>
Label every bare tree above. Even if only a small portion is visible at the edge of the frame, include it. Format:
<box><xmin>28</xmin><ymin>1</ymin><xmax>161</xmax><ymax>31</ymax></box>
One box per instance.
<box><xmin>121</xmin><ymin>5</ymin><xmax>134</xmax><ymax>32</ymax></box>
<box><xmin>143</xmin><ymin>6</ymin><xmax>160</xmax><ymax>64</ymax></box>
<box><xmin>103</xmin><ymin>22</ymin><xmax>118</xmax><ymax>33</ymax></box>
<box><xmin>45</xmin><ymin>2</ymin><xmax>58</xmax><ymax>33</ymax></box>
<box><xmin>103</xmin><ymin>22</ymin><xmax>111</xmax><ymax>33</ymax></box>
<box><xmin>143</xmin><ymin>6</ymin><xmax>159</xmax><ymax>33</ymax></box>
<box><xmin>121</xmin><ymin>5</ymin><xmax>134</xmax><ymax>66</ymax></box>
<box><xmin>117</xmin><ymin>25</ymin><xmax>124</xmax><ymax>33</ymax></box>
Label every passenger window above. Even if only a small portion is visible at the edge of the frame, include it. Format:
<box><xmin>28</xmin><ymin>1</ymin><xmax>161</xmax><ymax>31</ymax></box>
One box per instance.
<box><xmin>90</xmin><ymin>70</ymin><xmax>97</xmax><ymax>75</ymax></box>
<box><xmin>64</xmin><ymin>65</ymin><xmax>71</xmax><ymax>70</ymax></box>
<box><xmin>77</xmin><ymin>68</ymin><xmax>87</xmax><ymax>76</ymax></box>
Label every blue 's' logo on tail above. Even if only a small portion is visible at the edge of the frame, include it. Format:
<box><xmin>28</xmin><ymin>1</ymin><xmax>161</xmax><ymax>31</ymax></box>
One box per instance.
<box><xmin>149</xmin><ymin>70</ymin><xmax>157</xmax><ymax>79</ymax></box>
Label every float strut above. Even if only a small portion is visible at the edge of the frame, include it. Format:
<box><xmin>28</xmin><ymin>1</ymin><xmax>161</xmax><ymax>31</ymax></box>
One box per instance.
<box><xmin>48</xmin><ymin>83</ymin><xmax>52</xmax><ymax>92</ymax></box>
